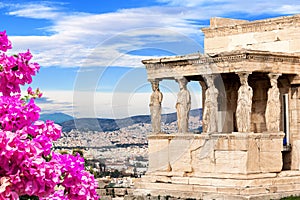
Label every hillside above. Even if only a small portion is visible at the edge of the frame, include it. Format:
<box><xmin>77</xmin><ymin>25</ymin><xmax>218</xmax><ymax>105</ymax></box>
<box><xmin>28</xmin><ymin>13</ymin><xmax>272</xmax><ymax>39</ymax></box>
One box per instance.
<box><xmin>40</xmin><ymin>112</ymin><xmax>74</xmax><ymax>124</ymax></box>
<box><xmin>61</xmin><ymin>108</ymin><xmax>202</xmax><ymax>132</ymax></box>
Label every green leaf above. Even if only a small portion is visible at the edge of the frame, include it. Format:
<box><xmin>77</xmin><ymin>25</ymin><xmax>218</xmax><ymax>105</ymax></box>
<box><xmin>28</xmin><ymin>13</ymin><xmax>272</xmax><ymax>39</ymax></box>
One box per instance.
<box><xmin>11</xmin><ymin>65</ymin><xmax>18</xmax><ymax>71</ymax></box>
<box><xmin>19</xmin><ymin>195</ymin><xmax>39</xmax><ymax>200</ymax></box>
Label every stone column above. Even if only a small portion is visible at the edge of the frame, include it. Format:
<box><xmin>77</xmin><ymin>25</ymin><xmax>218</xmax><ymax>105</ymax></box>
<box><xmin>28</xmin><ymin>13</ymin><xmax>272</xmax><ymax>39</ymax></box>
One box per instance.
<box><xmin>175</xmin><ymin>77</ymin><xmax>191</xmax><ymax>133</ymax></box>
<box><xmin>290</xmin><ymin>86</ymin><xmax>300</xmax><ymax>170</ymax></box>
<box><xmin>265</xmin><ymin>73</ymin><xmax>281</xmax><ymax>132</ymax></box>
<box><xmin>236</xmin><ymin>72</ymin><xmax>253</xmax><ymax>132</ymax></box>
<box><xmin>199</xmin><ymin>80</ymin><xmax>207</xmax><ymax>111</ymax></box>
<box><xmin>149</xmin><ymin>79</ymin><xmax>163</xmax><ymax>134</ymax></box>
<box><xmin>202</xmin><ymin>74</ymin><xmax>218</xmax><ymax>133</ymax></box>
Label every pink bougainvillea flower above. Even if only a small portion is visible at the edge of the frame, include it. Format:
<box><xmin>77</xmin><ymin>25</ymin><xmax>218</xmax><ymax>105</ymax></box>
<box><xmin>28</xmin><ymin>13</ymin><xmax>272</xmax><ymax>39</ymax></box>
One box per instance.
<box><xmin>0</xmin><ymin>30</ymin><xmax>12</xmax><ymax>52</ymax></box>
<box><xmin>27</xmin><ymin>87</ymin><xmax>34</xmax><ymax>95</ymax></box>
<box><xmin>0</xmin><ymin>177</ymin><xmax>10</xmax><ymax>193</ymax></box>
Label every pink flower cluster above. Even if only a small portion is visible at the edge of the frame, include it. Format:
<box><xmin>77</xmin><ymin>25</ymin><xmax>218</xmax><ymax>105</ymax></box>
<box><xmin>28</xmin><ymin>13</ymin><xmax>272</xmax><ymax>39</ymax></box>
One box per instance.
<box><xmin>0</xmin><ymin>130</ymin><xmax>62</xmax><ymax>198</ymax></box>
<box><xmin>0</xmin><ymin>31</ymin><xmax>12</xmax><ymax>52</ymax></box>
<box><xmin>26</xmin><ymin>87</ymin><xmax>42</xmax><ymax>99</ymax></box>
<box><xmin>45</xmin><ymin>153</ymin><xmax>99</xmax><ymax>200</ymax></box>
<box><xmin>0</xmin><ymin>31</ymin><xmax>99</xmax><ymax>199</ymax></box>
<box><xmin>0</xmin><ymin>95</ymin><xmax>40</xmax><ymax>131</ymax></box>
<box><xmin>0</xmin><ymin>31</ymin><xmax>39</xmax><ymax>96</ymax></box>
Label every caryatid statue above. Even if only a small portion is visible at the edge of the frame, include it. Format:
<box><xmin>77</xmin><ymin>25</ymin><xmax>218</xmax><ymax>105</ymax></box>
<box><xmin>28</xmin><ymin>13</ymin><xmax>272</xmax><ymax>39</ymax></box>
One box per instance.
<box><xmin>176</xmin><ymin>77</ymin><xmax>191</xmax><ymax>133</ymax></box>
<box><xmin>236</xmin><ymin>72</ymin><xmax>253</xmax><ymax>132</ymax></box>
<box><xmin>265</xmin><ymin>73</ymin><xmax>281</xmax><ymax>132</ymax></box>
<box><xmin>149</xmin><ymin>80</ymin><xmax>163</xmax><ymax>134</ymax></box>
<box><xmin>202</xmin><ymin>74</ymin><xmax>219</xmax><ymax>133</ymax></box>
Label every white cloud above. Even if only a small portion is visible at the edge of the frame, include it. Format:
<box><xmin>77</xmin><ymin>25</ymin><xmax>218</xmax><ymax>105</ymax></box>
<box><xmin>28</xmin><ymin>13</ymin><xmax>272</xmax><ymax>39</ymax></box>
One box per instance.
<box><xmin>275</xmin><ymin>4</ymin><xmax>300</xmax><ymax>14</ymax></box>
<box><xmin>8</xmin><ymin>5</ymin><xmax>59</xmax><ymax>19</ymax></box>
<box><xmin>6</xmin><ymin>2</ymin><xmax>63</xmax><ymax>20</ymax></box>
<box><xmin>8</xmin><ymin>9</ymin><xmax>202</xmax><ymax>67</ymax></box>
<box><xmin>156</xmin><ymin>0</ymin><xmax>300</xmax><ymax>14</ymax></box>
<box><xmin>5</xmin><ymin>4</ymin><xmax>204</xmax><ymax>67</ymax></box>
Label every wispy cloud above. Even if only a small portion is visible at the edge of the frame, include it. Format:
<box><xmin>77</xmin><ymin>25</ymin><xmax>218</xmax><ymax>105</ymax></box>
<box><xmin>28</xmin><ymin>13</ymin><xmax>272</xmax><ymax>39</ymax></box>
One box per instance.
<box><xmin>156</xmin><ymin>0</ymin><xmax>300</xmax><ymax>14</ymax></box>
<box><xmin>275</xmin><ymin>4</ymin><xmax>300</xmax><ymax>14</ymax></box>
<box><xmin>4</xmin><ymin>3</ymin><xmax>203</xmax><ymax>67</ymax></box>
<box><xmin>34</xmin><ymin>97</ymin><xmax>54</xmax><ymax>104</ymax></box>
<box><xmin>8</xmin><ymin>4</ymin><xmax>60</xmax><ymax>20</ymax></box>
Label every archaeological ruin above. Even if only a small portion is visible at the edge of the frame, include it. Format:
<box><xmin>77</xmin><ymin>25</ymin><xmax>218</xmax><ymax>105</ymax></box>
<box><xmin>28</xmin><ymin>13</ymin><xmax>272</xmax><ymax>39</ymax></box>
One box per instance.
<box><xmin>134</xmin><ymin>14</ymin><xmax>300</xmax><ymax>199</ymax></box>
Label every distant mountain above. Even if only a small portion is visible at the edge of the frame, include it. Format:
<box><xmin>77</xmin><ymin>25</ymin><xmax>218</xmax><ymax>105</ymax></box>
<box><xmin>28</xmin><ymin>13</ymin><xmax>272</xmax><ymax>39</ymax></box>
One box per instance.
<box><xmin>61</xmin><ymin>108</ymin><xmax>202</xmax><ymax>132</ymax></box>
<box><xmin>40</xmin><ymin>113</ymin><xmax>74</xmax><ymax>124</ymax></box>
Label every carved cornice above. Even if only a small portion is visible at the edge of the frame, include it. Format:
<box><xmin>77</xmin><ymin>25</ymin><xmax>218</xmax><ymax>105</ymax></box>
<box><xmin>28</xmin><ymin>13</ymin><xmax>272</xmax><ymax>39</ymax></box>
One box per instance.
<box><xmin>246</xmin><ymin>53</ymin><xmax>300</xmax><ymax>63</ymax></box>
<box><xmin>143</xmin><ymin>50</ymin><xmax>300</xmax><ymax>70</ymax></box>
<box><xmin>202</xmin><ymin>14</ymin><xmax>300</xmax><ymax>38</ymax></box>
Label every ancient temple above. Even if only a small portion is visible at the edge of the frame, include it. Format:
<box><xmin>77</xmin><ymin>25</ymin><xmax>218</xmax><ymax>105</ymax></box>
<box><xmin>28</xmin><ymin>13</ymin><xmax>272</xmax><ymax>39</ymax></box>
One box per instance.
<box><xmin>134</xmin><ymin>14</ymin><xmax>300</xmax><ymax>199</ymax></box>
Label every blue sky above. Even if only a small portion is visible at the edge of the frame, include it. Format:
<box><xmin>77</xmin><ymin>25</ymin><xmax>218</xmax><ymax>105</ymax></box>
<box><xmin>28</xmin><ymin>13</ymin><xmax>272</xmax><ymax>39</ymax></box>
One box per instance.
<box><xmin>1</xmin><ymin>0</ymin><xmax>299</xmax><ymax>118</ymax></box>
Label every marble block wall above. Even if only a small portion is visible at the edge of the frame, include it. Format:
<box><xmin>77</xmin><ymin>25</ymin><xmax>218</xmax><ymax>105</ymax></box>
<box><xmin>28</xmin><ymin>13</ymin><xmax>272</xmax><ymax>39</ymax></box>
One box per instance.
<box><xmin>148</xmin><ymin>133</ymin><xmax>284</xmax><ymax>176</ymax></box>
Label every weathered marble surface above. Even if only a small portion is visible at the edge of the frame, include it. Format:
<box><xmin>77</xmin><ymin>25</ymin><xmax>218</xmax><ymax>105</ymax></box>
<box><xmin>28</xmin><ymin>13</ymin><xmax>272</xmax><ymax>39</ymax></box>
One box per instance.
<box><xmin>137</xmin><ymin>132</ymin><xmax>288</xmax><ymax>200</ymax></box>
<box><xmin>147</xmin><ymin>133</ymin><xmax>284</xmax><ymax>175</ymax></box>
<box><xmin>203</xmin><ymin>14</ymin><xmax>300</xmax><ymax>54</ymax></box>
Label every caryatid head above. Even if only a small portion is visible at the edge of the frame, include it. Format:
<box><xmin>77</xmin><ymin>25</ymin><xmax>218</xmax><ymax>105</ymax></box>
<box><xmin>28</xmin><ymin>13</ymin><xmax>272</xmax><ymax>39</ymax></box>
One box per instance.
<box><xmin>238</xmin><ymin>72</ymin><xmax>250</xmax><ymax>85</ymax></box>
<box><xmin>203</xmin><ymin>74</ymin><xmax>215</xmax><ymax>88</ymax></box>
<box><xmin>177</xmin><ymin>77</ymin><xmax>188</xmax><ymax>90</ymax></box>
<box><xmin>151</xmin><ymin>80</ymin><xmax>160</xmax><ymax>92</ymax></box>
<box><xmin>268</xmin><ymin>73</ymin><xmax>280</xmax><ymax>87</ymax></box>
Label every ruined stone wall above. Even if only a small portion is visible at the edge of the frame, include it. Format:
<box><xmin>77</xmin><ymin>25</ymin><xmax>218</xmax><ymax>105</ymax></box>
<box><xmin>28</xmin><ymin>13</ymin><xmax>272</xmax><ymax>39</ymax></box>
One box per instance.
<box><xmin>202</xmin><ymin>15</ymin><xmax>300</xmax><ymax>54</ymax></box>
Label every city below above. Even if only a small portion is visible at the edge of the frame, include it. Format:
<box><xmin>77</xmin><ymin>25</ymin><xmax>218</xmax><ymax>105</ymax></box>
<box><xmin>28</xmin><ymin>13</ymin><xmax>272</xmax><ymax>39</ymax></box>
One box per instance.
<box><xmin>51</xmin><ymin>110</ymin><xmax>202</xmax><ymax>178</ymax></box>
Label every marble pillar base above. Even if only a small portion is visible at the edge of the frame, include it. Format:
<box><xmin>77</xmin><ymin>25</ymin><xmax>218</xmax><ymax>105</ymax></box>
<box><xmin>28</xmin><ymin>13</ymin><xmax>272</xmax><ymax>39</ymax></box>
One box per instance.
<box><xmin>134</xmin><ymin>171</ymin><xmax>300</xmax><ymax>200</ymax></box>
